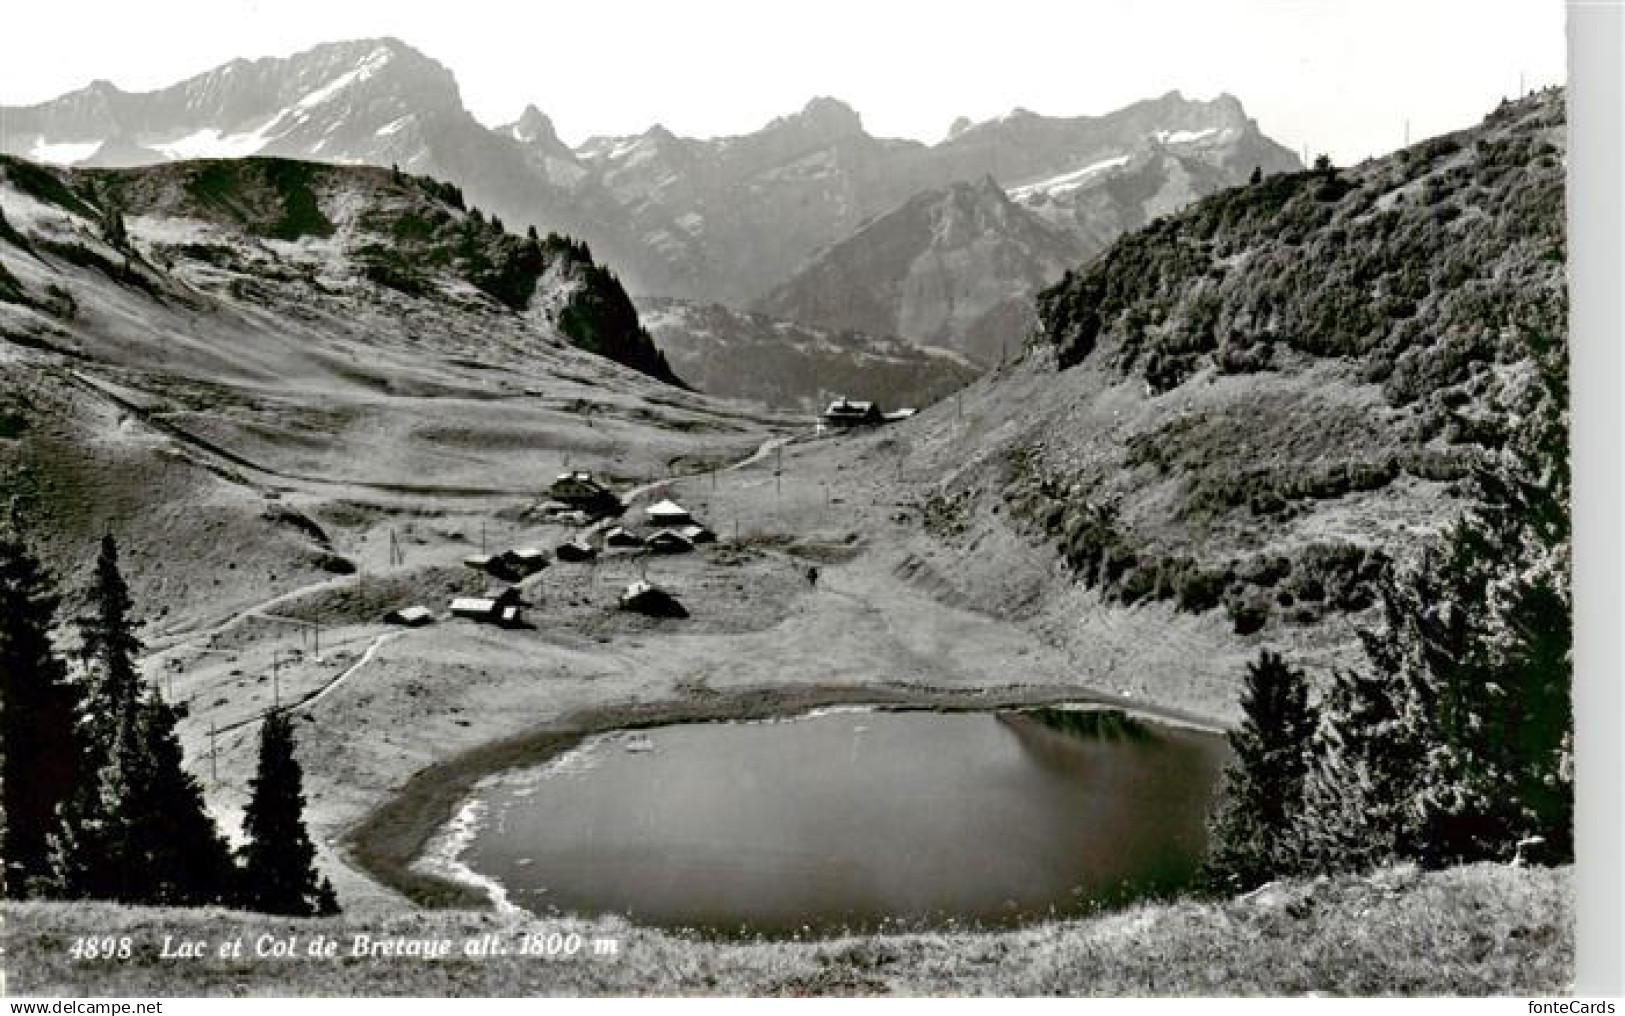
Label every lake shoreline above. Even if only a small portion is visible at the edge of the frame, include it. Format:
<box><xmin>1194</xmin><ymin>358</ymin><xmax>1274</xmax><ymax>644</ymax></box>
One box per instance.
<box><xmin>344</xmin><ymin>680</ymin><xmax>1230</xmax><ymax>914</ymax></box>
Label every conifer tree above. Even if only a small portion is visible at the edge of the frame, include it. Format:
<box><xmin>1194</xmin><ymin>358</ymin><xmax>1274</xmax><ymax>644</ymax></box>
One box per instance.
<box><xmin>1205</xmin><ymin>650</ymin><xmax>1319</xmax><ymax>892</ymax></box>
<box><xmin>240</xmin><ymin>710</ymin><xmax>333</xmax><ymax>915</ymax></box>
<box><xmin>0</xmin><ymin>532</ymin><xmax>86</xmax><ymax>897</ymax></box>
<box><xmin>79</xmin><ymin>535</ymin><xmax>143</xmax><ymax>765</ymax></box>
<box><xmin>1300</xmin><ymin>323</ymin><xmax>1570</xmax><ymax>871</ymax></box>
<box><xmin>66</xmin><ymin>535</ymin><xmax>238</xmax><ymax>904</ymax></box>
<box><xmin>315</xmin><ymin>875</ymin><xmax>340</xmax><ymax>917</ymax></box>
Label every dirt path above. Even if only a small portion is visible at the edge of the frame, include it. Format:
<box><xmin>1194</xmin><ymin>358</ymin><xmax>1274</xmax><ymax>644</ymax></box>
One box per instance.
<box><xmin>144</xmin><ymin>572</ymin><xmax>358</xmax><ymax>649</ymax></box>
<box><xmin>209</xmin><ymin>629</ymin><xmax>409</xmax><ymax>737</ymax></box>
<box><xmin>617</xmin><ymin>432</ymin><xmax>801</xmax><ymax>509</ymax></box>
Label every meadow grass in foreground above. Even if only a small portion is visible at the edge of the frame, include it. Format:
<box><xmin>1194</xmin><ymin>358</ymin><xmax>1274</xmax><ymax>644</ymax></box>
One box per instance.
<box><xmin>3</xmin><ymin>862</ymin><xmax>1570</xmax><ymax>997</ymax></box>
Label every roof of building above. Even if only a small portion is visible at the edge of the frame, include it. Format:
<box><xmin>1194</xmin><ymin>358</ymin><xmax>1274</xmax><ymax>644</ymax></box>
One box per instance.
<box><xmin>450</xmin><ymin>597</ymin><xmax>497</xmax><ymax>613</ymax></box>
<box><xmin>506</xmin><ymin>546</ymin><xmax>548</xmax><ymax>561</ymax></box>
<box><xmin>554</xmin><ymin>470</ymin><xmax>598</xmax><ymax>484</ymax></box>
<box><xmin>648</xmin><ymin>528</ymin><xmax>695</xmax><ymax>546</ymax></box>
<box><xmin>619</xmin><ymin>580</ymin><xmax>688</xmax><ymax>617</ymax></box>
<box><xmin>387</xmin><ymin>605</ymin><xmax>434</xmax><ymax>623</ymax></box>
<box><xmin>824</xmin><ymin>397</ymin><xmax>878</xmax><ymax>415</ymax></box>
<box><xmin>647</xmin><ymin>498</ymin><xmax>691</xmax><ymax>517</ymax></box>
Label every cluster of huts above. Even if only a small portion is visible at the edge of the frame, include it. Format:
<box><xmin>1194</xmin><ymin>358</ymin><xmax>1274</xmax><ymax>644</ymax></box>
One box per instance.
<box><xmin>383</xmin><ymin>470</ymin><xmax>709</xmax><ymax>629</ymax></box>
<box><xmin>603</xmin><ymin>498</ymin><xmax>716</xmax><ymax>555</ymax></box>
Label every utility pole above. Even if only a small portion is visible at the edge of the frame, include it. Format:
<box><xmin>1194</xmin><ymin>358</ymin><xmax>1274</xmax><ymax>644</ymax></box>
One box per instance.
<box><xmin>272</xmin><ymin>650</ymin><xmax>282</xmax><ymax>710</ymax></box>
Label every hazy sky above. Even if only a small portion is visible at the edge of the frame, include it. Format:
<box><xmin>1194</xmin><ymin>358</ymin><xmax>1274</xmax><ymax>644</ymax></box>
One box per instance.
<box><xmin>3</xmin><ymin>0</ymin><xmax>1566</xmax><ymax>164</ymax></box>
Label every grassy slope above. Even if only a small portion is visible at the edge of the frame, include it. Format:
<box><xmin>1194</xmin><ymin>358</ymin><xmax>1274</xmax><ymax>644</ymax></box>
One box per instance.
<box><xmin>0</xmin><ymin>155</ymin><xmax>785</xmax><ymax>630</ymax></box>
<box><xmin>2</xmin><ymin>864</ymin><xmax>1570</xmax><ymax>996</ymax></box>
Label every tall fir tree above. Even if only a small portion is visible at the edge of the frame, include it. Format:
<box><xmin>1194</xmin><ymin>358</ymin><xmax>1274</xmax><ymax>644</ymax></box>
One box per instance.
<box><xmin>0</xmin><ymin>532</ymin><xmax>87</xmax><ymax>897</ymax></box>
<box><xmin>79</xmin><ymin>535</ymin><xmax>143</xmax><ymax>765</ymax></box>
<box><xmin>106</xmin><ymin>690</ymin><xmax>239</xmax><ymax>905</ymax></box>
<box><xmin>240</xmin><ymin>710</ymin><xmax>333</xmax><ymax>916</ymax></box>
<box><xmin>62</xmin><ymin>534</ymin><xmax>238</xmax><ymax>904</ymax></box>
<box><xmin>1204</xmin><ymin>650</ymin><xmax>1319</xmax><ymax>892</ymax></box>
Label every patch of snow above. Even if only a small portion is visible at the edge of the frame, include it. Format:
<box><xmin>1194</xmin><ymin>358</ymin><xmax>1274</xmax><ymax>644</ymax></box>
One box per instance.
<box><xmin>617</xmin><ymin>142</ymin><xmax>660</xmax><ymax>170</ymax></box>
<box><xmin>375</xmin><ymin>115</ymin><xmax>413</xmax><ymax>137</ymax></box>
<box><xmin>1007</xmin><ymin>155</ymin><xmax>1131</xmax><ymax>201</ymax></box>
<box><xmin>574</xmin><ymin>136</ymin><xmax>626</xmax><ymax>162</ymax></box>
<box><xmin>674</xmin><ymin>212</ymin><xmax>705</xmax><ymax>234</ymax></box>
<box><xmin>26</xmin><ymin>137</ymin><xmax>104</xmax><ymax>165</ymax></box>
<box><xmin>153</xmin><ymin>119</ymin><xmax>280</xmax><ymax>160</ymax></box>
<box><xmin>1154</xmin><ymin>127</ymin><xmax>1217</xmax><ymax>144</ymax></box>
<box><xmin>293</xmin><ymin>46</ymin><xmax>393</xmax><ymax>111</ymax></box>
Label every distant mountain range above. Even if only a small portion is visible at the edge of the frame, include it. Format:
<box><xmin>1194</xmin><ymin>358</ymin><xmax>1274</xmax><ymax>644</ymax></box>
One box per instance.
<box><xmin>755</xmin><ymin>177</ymin><xmax>1088</xmax><ymax>364</ymax></box>
<box><xmin>641</xmin><ymin>299</ymin><xmax>979</xmax><ymax>413</ymax></box>
<box><xmin>2</xmin><ymin>37</ymin><xmax>1307</xmax><ymax>396</ymax></box>
<box><xmin>2</xmin><ymin>39</ymin><xmax>1299</xmax><ymax>311</ymax></box>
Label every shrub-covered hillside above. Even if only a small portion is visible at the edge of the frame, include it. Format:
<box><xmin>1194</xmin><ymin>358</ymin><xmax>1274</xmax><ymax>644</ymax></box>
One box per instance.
<box><xmin>1039</xmin><ymin>93</ymin><xmax>1563</xmax><ymax>409</ymax></box>
<box><xmin>909</xmin><ymin>88</ymin><xmax>1565</xmax><ymax>651</ymax></box>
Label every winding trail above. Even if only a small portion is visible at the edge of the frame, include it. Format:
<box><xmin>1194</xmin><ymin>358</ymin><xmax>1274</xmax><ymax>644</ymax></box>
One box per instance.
<box><xmin>210</xmin><ymin>629</ymin><xmax>411</xmax><ymax>736</ymax></box>
<box><xmin>620</xmin><ymin>433</ymin><xmax>799</xmax><ymax>507</ymax></box>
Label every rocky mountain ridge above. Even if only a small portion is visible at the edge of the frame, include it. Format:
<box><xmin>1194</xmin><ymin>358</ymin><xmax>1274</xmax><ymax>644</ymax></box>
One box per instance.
<box><xmin>3</xmin><ymin>39</ymin><xmax>1299</xmax><ymax>309</ymax></box>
